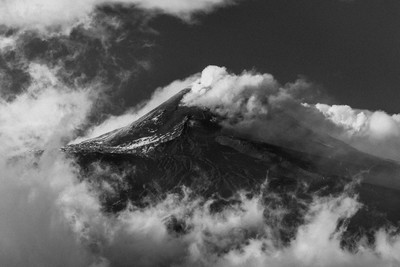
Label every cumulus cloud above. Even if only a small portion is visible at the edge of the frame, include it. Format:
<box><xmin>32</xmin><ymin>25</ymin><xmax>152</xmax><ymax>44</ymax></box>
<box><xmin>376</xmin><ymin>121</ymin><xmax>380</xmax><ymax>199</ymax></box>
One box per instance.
<box><xmin>179</xmin><ymin>65</ymin><xmax>400</xmax><ymax>162</ymax></box>
<box><xmin>180</xmin><ymin>65</ymin><xmax>340</xmax><ymax>157</ymax></box>
<box><xmin>312</xmin><ymin>103</ymin><xmax>400</xmax><ymax>161</ymax></box>
<box><xmin>184</xmin><ymin>65</ymin><xmax>274</xmax><ymax>119</ymax></box>
<box><xmin>0</xmin><ymin>0</ymin><xmax>237</xmax><ymax>31</ymax></box>
<box><xmin>314</xmin><ymin>104</ymin><xmax>369</xmax><ymax>134</ymax></box>
<box><xmin>315</xmin><ymin>104</ymin><xmax>400</xmax><ymax>140</ymax></box>
<box><xmin>183</xmin><ymin>65</ymin><xmax>315</xmax><ymax>120</ymax></box>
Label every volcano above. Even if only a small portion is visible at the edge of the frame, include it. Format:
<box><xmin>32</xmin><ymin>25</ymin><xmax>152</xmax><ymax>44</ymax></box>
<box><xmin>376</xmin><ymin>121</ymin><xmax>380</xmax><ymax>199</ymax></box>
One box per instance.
<box><xmin>64</xmin><ymin>88</ymin><xmax>400</xmax><ymax>245</ymax></box>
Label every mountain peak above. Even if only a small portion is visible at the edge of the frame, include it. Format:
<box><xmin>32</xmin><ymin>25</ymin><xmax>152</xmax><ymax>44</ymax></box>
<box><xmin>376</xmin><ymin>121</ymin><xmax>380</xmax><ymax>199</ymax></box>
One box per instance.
<box><xmin>65</xmin><ymin>88</ymin><xmax>196</xmax><ymax>155</ymax></box>
<box><xmin>63</xmin><ymin>87</ymin><xmax>400</xmax><ymax>242</ymax></box>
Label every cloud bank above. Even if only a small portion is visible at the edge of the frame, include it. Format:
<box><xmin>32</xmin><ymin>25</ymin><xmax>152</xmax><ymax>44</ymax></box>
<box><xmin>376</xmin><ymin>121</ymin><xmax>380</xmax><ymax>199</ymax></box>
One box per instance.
<box><xmin>311</xmin><ymin>103</ymin><xmax>400</xmax><ymax>161</ymax></box>
<box><xmin>0</xmin><ymin>0</ymin><xmax>236</xmax><ymax>31</ymax></box>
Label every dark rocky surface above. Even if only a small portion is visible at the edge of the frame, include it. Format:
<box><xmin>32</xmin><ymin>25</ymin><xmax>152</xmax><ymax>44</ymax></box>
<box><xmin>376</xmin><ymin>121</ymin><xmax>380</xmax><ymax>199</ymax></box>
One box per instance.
<box><xmin>64</xmin><ymin>89</ymin><xmax>400</xmax><ymax>246</ymax></box>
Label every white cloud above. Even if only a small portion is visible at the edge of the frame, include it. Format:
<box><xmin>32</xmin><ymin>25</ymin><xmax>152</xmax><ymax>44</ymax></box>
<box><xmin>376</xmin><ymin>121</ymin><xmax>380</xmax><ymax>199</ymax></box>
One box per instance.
<box><xmin>0</xmin><ymin>35</ymin><xmax>17</xmax><ymax>52</ymax></box>
<box><xmin>0</xmin><ymin>0</ymin><xmax>96</xmax><ymax>31</ymax></box>
<box><xmin>179</xmin><ymin>66</ymin><xmax>400</xmax><ymax>162</ymax></box>
<box><xmin>0</xmin><ymin>0</ymin><xmax>237</xmax><ymax>31</ymax></box>
<box><xmin>0</xmin><ymin>62</ymin><xmax>98</xmax><ymax>266</ymax></box>
<box><xmin>369</xmin><ymin>111</ymin><xmax>400</xmax><ymax>139</ymax></box>
<box><xmin>315</xmin><ymin>104</ymin><xmax>369</xmax><ymax>134</ymax></box>
<box><xmin>118</xmin><ymin>0</ymin><xmax>236</xmax><ymax>20</ymax></box>
<box><xmin>313</xmin><ymin>103</ymin><xmax>400</xmax><ymax>161</ymax></box>
<box><xmin>183</xmin><ymin>65</ymin><xmax>286</xmax><ymax>120</ymax></box>
<box><xmin>0</xmin><ymin>63</ymin><xmax>94</xmax><ymax>156</ymax></box>
<box><xmin>215</xmin><ymin>195</ymin><xmax>400</xmax><ymax>267</ymax></box>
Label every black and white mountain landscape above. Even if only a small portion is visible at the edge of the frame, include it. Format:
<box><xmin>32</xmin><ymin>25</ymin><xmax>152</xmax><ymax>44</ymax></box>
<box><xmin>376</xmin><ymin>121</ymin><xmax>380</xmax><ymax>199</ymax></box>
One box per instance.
<box><xmin>1</xmin><ymin>1</ymin><xmax>400</xmax><ymax>266</ymax></box>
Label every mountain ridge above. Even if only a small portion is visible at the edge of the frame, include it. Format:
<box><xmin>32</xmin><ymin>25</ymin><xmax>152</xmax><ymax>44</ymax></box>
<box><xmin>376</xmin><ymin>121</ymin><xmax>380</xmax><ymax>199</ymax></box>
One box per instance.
<box><xmin>64</xmin><ymin>88</ymin><xmax>400</xmax><ymax>190</ymax></box>
<box><xmin>63</xmin><ymin>88</ymin><xmax>400</xmax><ymax>244</ymax></box>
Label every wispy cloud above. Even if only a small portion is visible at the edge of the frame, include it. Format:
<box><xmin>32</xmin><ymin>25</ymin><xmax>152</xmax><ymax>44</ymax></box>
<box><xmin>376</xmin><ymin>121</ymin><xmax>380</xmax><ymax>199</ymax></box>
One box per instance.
<box><xmin>0</xmin><ymin>0</ymin><xmax>237</xmax><ymax>31</ymax></box>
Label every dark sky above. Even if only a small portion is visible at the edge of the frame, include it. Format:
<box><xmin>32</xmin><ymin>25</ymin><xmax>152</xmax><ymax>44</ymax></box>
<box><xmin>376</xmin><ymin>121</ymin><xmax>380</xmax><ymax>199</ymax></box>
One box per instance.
<box><xmin>135</xmin><ymin>0</ymin><xmax>400</xmax><ymax>113</ymax></box>
<box><xmin>4</xmin><ymin>0</ymin><xmax>398</xmax><ymax>114</ymax></box>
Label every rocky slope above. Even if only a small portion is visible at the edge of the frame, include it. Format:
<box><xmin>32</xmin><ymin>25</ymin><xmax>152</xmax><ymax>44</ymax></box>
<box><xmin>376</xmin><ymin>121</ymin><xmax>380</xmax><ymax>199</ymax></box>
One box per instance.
<box><xmin>64</xmin><ymin>88</ymin><xmax>400</xmax><ymax>244</ymax></box>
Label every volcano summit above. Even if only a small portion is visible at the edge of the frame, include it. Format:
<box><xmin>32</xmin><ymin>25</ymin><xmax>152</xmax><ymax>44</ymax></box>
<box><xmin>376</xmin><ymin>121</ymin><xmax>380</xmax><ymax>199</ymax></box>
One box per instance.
<box><xmin>64</xmin><ymin>84</ymin><xmax>400</xmax><ymax>246</ymax></box>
